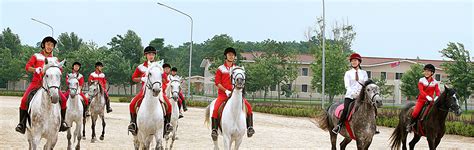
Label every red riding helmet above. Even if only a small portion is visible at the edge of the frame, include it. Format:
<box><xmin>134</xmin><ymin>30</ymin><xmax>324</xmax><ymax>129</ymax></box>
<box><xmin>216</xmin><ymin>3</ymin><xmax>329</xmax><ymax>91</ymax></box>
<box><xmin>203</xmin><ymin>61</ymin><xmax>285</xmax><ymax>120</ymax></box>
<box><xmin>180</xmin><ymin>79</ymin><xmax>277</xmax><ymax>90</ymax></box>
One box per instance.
<box><xmin>349</xmin><ymin>53</ymin><xmax>362</xmax><ymax>62</ymax></box>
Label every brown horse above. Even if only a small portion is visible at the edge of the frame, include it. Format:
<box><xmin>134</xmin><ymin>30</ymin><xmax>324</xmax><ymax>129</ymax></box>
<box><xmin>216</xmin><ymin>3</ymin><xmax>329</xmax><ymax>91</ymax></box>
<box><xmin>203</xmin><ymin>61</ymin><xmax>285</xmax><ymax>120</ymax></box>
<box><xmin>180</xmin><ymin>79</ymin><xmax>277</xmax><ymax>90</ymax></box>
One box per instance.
<box><xmin>318</xmin><ymin>80</ymin><xmax>383</xmax><ymax>150</ymax></box>
<box><xmin>389</xmin><ymin>86</ymin><xmax>462</xmax><ymax>150</ymax></box>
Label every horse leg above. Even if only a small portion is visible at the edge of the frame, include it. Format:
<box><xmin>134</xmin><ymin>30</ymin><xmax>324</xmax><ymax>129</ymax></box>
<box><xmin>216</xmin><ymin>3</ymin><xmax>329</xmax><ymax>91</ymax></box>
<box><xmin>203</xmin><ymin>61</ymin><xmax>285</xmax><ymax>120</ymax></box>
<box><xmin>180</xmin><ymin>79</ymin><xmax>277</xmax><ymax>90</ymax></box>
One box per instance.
<box><xmin>170</xmin><ymin>124</ymin><xmax>178</xmax><ymax>150</ymax></box>
<box><xmin>213</xmin><ymin>138</ymin><xmax>219</xmax><ymax>150</ymax></box>
<box><xmin>329</xmin><ymin>131</ymin><xmax>337</xmax><ymax>150</ymax></box>
<box><xmin>76</xmin><ymin>122</ymin><xmax>82</xmax><ymax>150</ymax></box>
<box><xmin>434</xmin><ymin>135</ymin><xmax>443</xmax><ymax>148</ymax></box>
<box><xmin>67</xmin><ymin>128</ymin><xmax>72</xmax><ymax>149</ymax></box>
<box><xmin>155</xmin><ymin>133</ymin><xmax>164</xmax><ymax>150</ymax></box>
<box><xmin>408</xmin><ymin>134</ymin><xmax>421</xmax><ymax>150</ymax></box>
<box><xmin>340</xmin><ymin>137</ymin><xmax>352</xmax><ymax>150</ymax></box>
<box><xmin>401</xmin><ymin>131</ymin><xmax>408</xmax><ymax>150</ymax></box>
<box><xmin>31</xmin><ymin>136</ymin><xmax>41</xmax><ymax>150</ymax></box>
<box><xmin>223</xmin><ymin>135</ymin><xmax>231</xmax><ymax>150</ymax></box>
<box><xmin>91</xmin><ymin>116</ymin><xmax>97</xmax><ymax>143</ymax></box>
<box><xmin>234</xmin><ymin>136</ymin><xmax>243</xmax><ymax>150</ymax></box>
<box><xmin>82</xmin><ymin>116</ymin><xmax>87</xmax><ymax>140</ymax></box>
<box><xmin>133</xmin><ymin>135</ymin><xmax>139</xmax><ymax>150</ymax></box>
<box><xmin>427</xmin><ymin>136</ymin><xmax>437</xmax><ymax>150</ymax></box>
<box><xmin>100</xmin><ymin>115</ymin><xmax>106</xmax><ymax>140</ymax></box>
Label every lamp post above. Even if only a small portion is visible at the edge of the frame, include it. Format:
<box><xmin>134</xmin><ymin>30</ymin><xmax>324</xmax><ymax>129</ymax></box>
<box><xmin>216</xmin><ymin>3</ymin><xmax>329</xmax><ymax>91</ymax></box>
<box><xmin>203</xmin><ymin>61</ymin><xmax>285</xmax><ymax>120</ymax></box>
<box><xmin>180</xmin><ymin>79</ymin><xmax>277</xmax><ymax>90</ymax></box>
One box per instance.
<box><xmin>157</xmin><ymin>2</ymin><xmax>194</xmax><ymax>98</ymax></box>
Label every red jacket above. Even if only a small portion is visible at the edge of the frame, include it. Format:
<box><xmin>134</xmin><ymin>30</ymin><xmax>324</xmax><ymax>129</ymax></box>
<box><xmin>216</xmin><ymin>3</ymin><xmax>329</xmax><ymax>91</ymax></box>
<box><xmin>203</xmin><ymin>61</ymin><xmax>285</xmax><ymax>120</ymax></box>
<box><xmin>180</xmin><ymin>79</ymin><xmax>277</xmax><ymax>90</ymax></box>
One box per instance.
<box><xmin>66</xmin><ymin>71</ymin><xmax>84</xmax><ymax>87</ymax></box>
<box><xmin>162</xmin><ymin>73</ymin><xmax>169</xmax><ymax>95</ymax></box>
<box><xmin>25</xmin><ymin>51</ymin><xmax>59</xmax><ymax>84</ymax></box>
<box><xmin>418</xmin><ymin>77</ymin><xmax>440</xmax><ymax>100</ymax></box>
<box><xmin>89</xmin><ymin>71</ymin><xmax>107</xmax><ymax>90</ymax></box>
<box><xmin>132</xmin><ymin>61</ymin><xmax>149</xmax><ymax>85</ymax></box>
<box><xmin>214</xmin><ymin>62</ymin><xmax>234</xmax><ymax>96</ymax></box>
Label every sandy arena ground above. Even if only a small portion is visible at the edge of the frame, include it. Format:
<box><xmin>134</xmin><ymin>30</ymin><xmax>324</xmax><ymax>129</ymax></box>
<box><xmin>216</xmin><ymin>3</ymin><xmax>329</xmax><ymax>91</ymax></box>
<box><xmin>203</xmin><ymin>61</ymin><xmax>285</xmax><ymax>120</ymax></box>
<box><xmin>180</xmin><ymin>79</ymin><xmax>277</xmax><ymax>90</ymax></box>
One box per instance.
<box><xmin>1</xmin><ymin>96</ymin><xmax>473</xmax><ymax>149</ymax></box>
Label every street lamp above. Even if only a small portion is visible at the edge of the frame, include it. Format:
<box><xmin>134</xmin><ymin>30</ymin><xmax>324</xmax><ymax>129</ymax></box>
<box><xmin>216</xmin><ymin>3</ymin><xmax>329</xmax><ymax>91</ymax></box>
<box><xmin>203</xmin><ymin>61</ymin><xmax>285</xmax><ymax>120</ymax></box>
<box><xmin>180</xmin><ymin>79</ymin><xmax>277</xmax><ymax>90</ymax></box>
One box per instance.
<box><xmin>321</xmin><ymin>0</ymin><xmax>326</xmax><ymax>108</ymax></box>
<box><xmin>157</xmin><ymin>2</ymin><xmax>194</xmax><ymax>98</ymax></box>
<box><xmin>31</xmin><ymin>18</ymin><xmax>54</xmax><ymax>37</ymax></box>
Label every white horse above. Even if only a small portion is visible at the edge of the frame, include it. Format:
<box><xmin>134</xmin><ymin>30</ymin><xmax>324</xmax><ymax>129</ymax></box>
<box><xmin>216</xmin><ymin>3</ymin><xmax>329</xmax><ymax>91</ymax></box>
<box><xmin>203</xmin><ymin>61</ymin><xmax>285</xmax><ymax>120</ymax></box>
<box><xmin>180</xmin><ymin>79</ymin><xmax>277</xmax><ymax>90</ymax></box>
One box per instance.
<box><xmin>133</xmin><ymin>61</ymin><xmax>165</xmax><ymax>150</ymax></box>
<box><xmin>165</xmin><ymin>75</ymin><xmax>182</xmax><ymax>149</ymax></box>
<box><xmin>27</xmin><ymin>58</ymin><xmax>65</xmax><ymax>150</ymax></box>
<box><xmin>65</xmin><ymin>74</ymin><xmax>84</xmax><ymax>150</ymax></box>
<box><xmin>205</xmin><ymin>66</ymin><xmax>247</xmax><ymax>150</ymax></box>
<box><xmin>87</xmin><ymin>81</ymin><xmax>106</xmax><ymax>143</ymax></box>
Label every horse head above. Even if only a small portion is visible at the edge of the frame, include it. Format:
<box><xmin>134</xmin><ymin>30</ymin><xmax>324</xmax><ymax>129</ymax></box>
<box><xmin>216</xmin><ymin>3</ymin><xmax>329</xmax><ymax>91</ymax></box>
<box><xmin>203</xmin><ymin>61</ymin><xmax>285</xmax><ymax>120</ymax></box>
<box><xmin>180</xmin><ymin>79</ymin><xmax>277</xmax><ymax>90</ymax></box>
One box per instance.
<box><xmin>230</xmin><ymin>66</ymin><xmax>246</xmax><ymax>90</ymax></box>
<box><xmin>67</xmin><ymin>74</ymin><xmax>80</xmax><ymax>98</ymax></box>
<box><xmin>436</xmin><ymin>85</ymin><xmax>462</xmax><ymax>116</ymax></box>
<box><xmin>146</xmin><ymin>60</ymin><xmax>164</xmax><ymax>97</ymax></box>
<box><xmin>88</xmin><ymin>81</ymin><xmax>102</xmax><ymax>99</ymax></box>
<box><xmin>358</xmin><ymin>79</ymin><xmax>382</xmax><ymax>108</ymax></box>
<box><xmin>169</xmin><ymin>76</ymin><xmax>182</xmax><ymax>102</ymax></box>
<box><xmin>42</xmin><ymin>58</ymin><xmax>65</xmax><ymax>104</ymax></box>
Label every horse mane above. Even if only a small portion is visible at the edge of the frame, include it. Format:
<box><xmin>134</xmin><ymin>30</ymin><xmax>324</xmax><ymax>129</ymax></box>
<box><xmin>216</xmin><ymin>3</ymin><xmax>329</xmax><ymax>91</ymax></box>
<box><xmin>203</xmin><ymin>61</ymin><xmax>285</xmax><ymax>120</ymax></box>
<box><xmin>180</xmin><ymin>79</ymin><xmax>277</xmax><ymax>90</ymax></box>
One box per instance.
<box><xmin>357</xmin><ymin>79</ymin><xmax>375</xmax><ymax>102</ymax></box>
<box><xmin>434</xmin><ymin>87</ymin><xmax>450</xmax><ymax>107</ymax></box>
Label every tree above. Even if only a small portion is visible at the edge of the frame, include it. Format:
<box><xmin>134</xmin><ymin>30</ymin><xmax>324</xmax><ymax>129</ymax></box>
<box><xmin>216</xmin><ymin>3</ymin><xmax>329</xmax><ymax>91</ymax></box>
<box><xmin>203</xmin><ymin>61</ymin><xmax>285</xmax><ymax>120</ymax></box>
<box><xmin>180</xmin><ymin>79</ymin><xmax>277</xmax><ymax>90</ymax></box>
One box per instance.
<box><xmin>440</xmin><ymin>42</ymin><xmax>473</xmax><ymax>111</ymax></box>
<box><xmin>400</xmin><ymin>63</ymin><xmax>424</xmax><ymax>100</ymax></box>
<box><xmin>57</xmin><ymin>32</ymin><xmax>84</xmax><ymax>56</ymax></box>
<box><xmin>107</xmin><ymin>30</ymin><xmax>143</xmax><ymax>65</ymax></box>
<box><xmin>310</xmin><ymin>18</ymin><xmax>355</xmax><ymax>103</ymax></box>
<box><xmin>0</xmin><ymin>28</ymin><xmax>24</xmax><ymax>90</ymax></box>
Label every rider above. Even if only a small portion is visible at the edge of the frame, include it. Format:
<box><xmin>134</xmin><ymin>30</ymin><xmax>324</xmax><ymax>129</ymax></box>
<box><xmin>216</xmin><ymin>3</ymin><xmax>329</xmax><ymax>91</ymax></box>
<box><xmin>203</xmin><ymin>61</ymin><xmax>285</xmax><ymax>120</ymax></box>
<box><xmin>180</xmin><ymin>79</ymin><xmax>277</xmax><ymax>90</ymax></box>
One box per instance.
<box><xmin>162</xmin><ymin>63</ymin><xmax>174</xmax><ymax>135</ymax></box>
<box><xmin>211</xmin><ymin>47</ymin><xmax>255</xmax><ymax>141</ymax></box>
<box><xmin>88</xmin><ymin>62</ymin><xmax>113</xmax><ymax>113</ymax></box>
<box><xmin>16</xmin><ymin>36</ymin><xmax>69</xmax><ymax>134</ymax></box>
<box><xmin>127</xmin><ymin>46</ymin><xmax>173</xmax><ymax>135</ymax></box>
<box><xmin>169</xmin><ymin>67</ymin><xmax>188</xmax><ymax>118</ymax></box>
<box><xmin>64</xmin><ymin>62</ymin><xmax>89</xmax><ymax>117</ymax></box>
<box><xmin>407</xmin><ymin>64</ymin><xmax>440</xmax><ymax>132</ymax></box>
<box><xmin>332</xmin><ymin>53</ymin><xmax>368</xmax><ymax>134</ymax></box>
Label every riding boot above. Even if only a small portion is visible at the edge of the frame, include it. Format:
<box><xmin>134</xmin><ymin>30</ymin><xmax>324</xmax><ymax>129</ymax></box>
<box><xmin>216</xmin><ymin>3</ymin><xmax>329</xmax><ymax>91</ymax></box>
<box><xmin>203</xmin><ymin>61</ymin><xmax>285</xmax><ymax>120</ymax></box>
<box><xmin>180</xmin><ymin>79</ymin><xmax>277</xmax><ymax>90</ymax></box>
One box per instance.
<box><xmin>105</xmin><ymin>95</ymin><xmax>112</xmax><ymax>113</ymax></box>
<box><xmin>406</xmin><ymin>117</ymin><xmax>417</xmax><ymax>132</ymax></box>
<box><xmin>211</xmin><ymin>118</ymin><xmax>219</xmax><ymax>141</ymax></box>
<box><xmin>332</xmin><ymin>98</ymin><xmax>352</xmax><ymax>134</ymax></box>
<box><xmin>182</xmin><ymin>99</ymin><xmax>188</xmax><ymax>112</ymax></box>
<box><xmin>59</xmin><ymin>109</ymin><xmax>70</xmax><ymax>132</ymax></box>
<box><xmin>246</xmin><ymin>114</ymin><xmax>255</xmax><ymax>137</ymax></box>
<box><xmin>128</xmin><ymin>113</ymin><xmax>137</xmax><ymax>135</ymax></box>
<box><xmin>15</xmin><ymin>109</ymin><xmax>28</xmax><ymax>134</ymax></box>
<box><xmin>164</xmin><ymin>114</ymin><xmax>173</xmax><ymax>135</ymax></box>
<box><xmin>179</xmin><ymin>111</ymin><xmax>184</xmax><ymax>119</ymax></box>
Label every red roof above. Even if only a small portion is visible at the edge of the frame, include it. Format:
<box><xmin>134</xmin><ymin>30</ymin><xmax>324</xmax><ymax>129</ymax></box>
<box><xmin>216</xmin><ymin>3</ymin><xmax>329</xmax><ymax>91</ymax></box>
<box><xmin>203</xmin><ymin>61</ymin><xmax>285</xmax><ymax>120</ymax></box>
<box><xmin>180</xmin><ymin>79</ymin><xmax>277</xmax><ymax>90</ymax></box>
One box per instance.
<box><xmin>241</xmin><ymin>52</ymin><xmax>449</xmax><ymax>68</ymax></box>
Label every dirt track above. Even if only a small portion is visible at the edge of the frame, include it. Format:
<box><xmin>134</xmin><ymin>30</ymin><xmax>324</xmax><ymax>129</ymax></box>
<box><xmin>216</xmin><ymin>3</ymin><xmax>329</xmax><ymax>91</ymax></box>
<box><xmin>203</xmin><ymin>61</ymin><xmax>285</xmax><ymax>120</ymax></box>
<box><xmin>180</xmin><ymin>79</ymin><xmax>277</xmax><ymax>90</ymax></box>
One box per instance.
<box><xmin>1</xmin><ymin>96</ymin><xmax>473</xmax><ymax>149</ymax></box>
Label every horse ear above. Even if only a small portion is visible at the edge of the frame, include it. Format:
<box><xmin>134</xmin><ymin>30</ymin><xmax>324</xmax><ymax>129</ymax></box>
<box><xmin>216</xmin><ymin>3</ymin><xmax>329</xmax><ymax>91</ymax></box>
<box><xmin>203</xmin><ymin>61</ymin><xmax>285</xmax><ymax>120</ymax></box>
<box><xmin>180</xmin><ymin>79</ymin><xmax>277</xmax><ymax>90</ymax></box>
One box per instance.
<box><xmin>241</xmin><ymin>66</ymin><xmax>245</xmax><ymax>71</ymax></box>
<box><xmin>59</xmin><ymin>59</ymin><xmax>66</xmax><ymax>67</ymax></box>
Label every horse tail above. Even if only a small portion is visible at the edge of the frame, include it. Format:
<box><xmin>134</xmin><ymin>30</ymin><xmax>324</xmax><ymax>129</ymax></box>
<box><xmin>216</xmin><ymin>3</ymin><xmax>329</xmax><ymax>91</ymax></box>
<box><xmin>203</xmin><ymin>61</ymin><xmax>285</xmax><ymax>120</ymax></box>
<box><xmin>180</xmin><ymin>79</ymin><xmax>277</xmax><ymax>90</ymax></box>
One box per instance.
<box><xmin>317</xmin><ymin>107</ymin><xmax>331</xmax><ymax>131</ymax></box>
<box><xmin>389</xmin><ymin>102</ymin><xmax>414</xmax><ymax>149</ymax></box>
<box><xmin>204</xmin><ymin>104</ymin><xmax>211</xmax><ymax>128</ymax></box>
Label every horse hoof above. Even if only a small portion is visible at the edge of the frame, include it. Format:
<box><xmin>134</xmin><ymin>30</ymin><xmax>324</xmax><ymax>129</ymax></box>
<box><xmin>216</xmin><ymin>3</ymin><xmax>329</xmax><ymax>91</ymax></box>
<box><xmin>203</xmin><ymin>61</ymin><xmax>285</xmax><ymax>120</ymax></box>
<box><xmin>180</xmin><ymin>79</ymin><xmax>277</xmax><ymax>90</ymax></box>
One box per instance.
<box><xmin>100</xmin><ymin>135</ymin><xmax>104</xmax><ymax>140</ymax></box>
<box><xmin>75</xmin><ymin>145</ymin><xmax>80</xmax><ymax>150</ymax></box>
<box><xmin>91</xmin><ymin>138</ymin><xmax>96</xmax><ymax>143</ymax></box>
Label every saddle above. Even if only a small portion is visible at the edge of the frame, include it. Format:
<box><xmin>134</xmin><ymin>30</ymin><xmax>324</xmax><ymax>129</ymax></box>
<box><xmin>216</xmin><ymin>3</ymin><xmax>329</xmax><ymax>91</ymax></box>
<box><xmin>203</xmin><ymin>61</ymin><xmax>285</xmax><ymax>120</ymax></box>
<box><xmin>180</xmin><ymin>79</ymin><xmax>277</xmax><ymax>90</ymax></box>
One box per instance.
<box><xmin>334</xmin><ymin>101</ymin><xmax>356</xmax><ymax>121</ymax></box>
<box><xmin>412</xmin><ymin>101</ymin><xmax>434</xmax><ymax>136</ymax></box>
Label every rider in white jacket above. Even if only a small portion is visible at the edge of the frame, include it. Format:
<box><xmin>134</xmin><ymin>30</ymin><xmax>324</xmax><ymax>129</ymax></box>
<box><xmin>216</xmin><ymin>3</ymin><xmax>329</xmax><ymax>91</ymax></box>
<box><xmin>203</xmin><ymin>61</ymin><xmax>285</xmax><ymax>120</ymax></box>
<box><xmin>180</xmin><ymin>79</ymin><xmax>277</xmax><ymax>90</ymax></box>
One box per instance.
<box><xmin>332</xmin><ymin>53</ymin><xmax>368</xmax><ymax>134</ymax></box>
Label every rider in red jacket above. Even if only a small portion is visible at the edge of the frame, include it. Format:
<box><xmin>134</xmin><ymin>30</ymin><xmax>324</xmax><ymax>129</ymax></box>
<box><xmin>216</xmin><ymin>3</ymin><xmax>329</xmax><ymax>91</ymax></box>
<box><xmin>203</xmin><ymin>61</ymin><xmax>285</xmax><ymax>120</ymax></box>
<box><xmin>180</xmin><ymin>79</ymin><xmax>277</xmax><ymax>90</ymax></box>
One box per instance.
<box><xmin>16</xmin><ymin>36</ymin><xmax>69</xmax><ymax>134</ymax></box>
<box><xmin>211</xmin><ymin>47</ymin><xmax>255</xmax><ymax>141</ymax></box>
<box><xmin>407</xmin><ymin>64</ymin><xmax>440</xmax><ymax>132</ymax></box>
<box><xmin>64</xmin><ymin>62</ymin><xmax>89</xmax><ymax>117</ymax></box>
<box><xmin>88</xmin><ymin>62</ymin><xmax>112</xmax><ymax>113</ymax></box>
<box><xmin>169</xmin><ymin>67</ymin><xmax>187</xmax><ymax>118</ymax></box>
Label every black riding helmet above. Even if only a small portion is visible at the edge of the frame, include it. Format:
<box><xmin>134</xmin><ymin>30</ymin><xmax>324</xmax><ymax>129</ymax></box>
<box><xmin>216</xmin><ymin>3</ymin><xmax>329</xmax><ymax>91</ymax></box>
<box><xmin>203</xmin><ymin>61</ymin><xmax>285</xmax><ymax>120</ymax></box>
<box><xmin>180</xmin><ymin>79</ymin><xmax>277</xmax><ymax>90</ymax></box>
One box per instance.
<box><xmin>72</xmin><ymin>62</ymin><xmax>81</xmax><ymax>70</ymax></box>
<box><xmin>41</xmin><ymin>36</ymin><xmax>57</xmax><ymax>49</ymax></box>
<box><xmin>424</xmin><ymin>64</ymin><xmax>436</xmax><ymax>73</ymax></box>
<box><xmin>171</xmin><ymin>67</ymin><xmax>177</xmax><ymax>72</ymax></box>
<box><xmin>144</xmin><ymin>46</ymin><xmax>157</xmax><ymax>54</ymax></box>
<box><xmin>95</xmin><ymin>62</ymin><xmax>103</xmax><ymax>67</ymax></box>
<box><xmin>224</xmin><ymin>47</ymin><xmax>236</xmax><ymax>56</ymax></box>
<box><xmin>162</xmin><ymin>63</ymin><xmax>171</xmax><ymax>69</ymax></box>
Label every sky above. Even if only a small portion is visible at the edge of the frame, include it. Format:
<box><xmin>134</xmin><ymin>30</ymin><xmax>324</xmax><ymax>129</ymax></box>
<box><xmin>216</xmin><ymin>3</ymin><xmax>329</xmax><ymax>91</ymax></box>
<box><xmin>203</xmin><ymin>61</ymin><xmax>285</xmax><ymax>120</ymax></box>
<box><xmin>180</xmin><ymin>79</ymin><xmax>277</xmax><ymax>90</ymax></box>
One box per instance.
<box><xmin>1</xmin><ymin>0</ymin><xmax>472</xmax><ymax>60</ymax></box>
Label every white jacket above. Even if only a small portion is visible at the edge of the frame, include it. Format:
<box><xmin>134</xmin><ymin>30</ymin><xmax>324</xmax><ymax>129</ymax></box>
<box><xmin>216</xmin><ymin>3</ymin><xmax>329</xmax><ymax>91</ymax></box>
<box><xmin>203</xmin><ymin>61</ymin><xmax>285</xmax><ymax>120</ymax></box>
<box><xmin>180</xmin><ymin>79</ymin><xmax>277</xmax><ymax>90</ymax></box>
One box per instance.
<box><xmin>344</xmin><ymin>68</ymin><xmax>368</xmax><ymax>99</ymax></box>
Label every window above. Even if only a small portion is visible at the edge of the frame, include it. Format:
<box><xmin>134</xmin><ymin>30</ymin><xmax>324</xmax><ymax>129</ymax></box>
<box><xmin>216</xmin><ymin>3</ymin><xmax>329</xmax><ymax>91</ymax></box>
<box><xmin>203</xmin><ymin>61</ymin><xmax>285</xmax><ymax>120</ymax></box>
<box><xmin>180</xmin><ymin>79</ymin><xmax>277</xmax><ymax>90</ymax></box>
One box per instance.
<box><xmin>367</xmin><ymin>71</ymin><xmax>372</xmax><ymax>79</ymax></box>
<box><xmin>302</xmin><ymin>68</ymin><xmax>309</xmax><ymax>76</ymax></box>
<box><xmin>381</xmin><ymin>72</ymin><xmax>387</xmax><ymax>80</ymax></box>
<box><xmin>302</xmin><ymin>84</ymin><xmax>308</xmax><ymax>92</ymax></box>
<box><xmin>270</xmin><ymin>85</ymin><xmax>276</xmax><ymax>91</ymax></box>
<box><xmin>396</xmin><ymin>73</ymin><xmax>404</xmax><ymax>80</ymax></box>
<box><xmin>435</xmin><ymin>74</ymin><xmax>441</xmax><ymax>81</ymax></box>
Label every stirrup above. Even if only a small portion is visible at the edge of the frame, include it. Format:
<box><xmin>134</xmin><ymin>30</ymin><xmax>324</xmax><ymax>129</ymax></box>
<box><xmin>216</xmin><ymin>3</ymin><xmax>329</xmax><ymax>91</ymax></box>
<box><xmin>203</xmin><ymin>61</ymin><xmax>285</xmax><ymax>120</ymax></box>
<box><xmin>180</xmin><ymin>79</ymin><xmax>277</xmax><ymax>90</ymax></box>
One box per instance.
<box><xmin>247</xmin><ymin>127</ymin><xmax>255</xmax><ymax>137</ymax></box>
<box><xmin>332</xmin><ymin>125</ymin><xmax>341</xmax><ymax>134</ymax></box>
<box><xmin>59</xmin><ymin>122</ymin><xmax>70</xmax><ymax>132</ymax></box>
<box><xmin>211</xmin><ymin>129</ymin><xmax>218</xmax><ymax>141</ymax></box>
<box><xmin>128</xmin><ymin>123</ymin><xmax>137</xmax><ymax>135</ymax></box>
<box><xmin>15</xmin><ymin>124</ymin><xmax>26</xmax><ymax>134</ymax></box>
